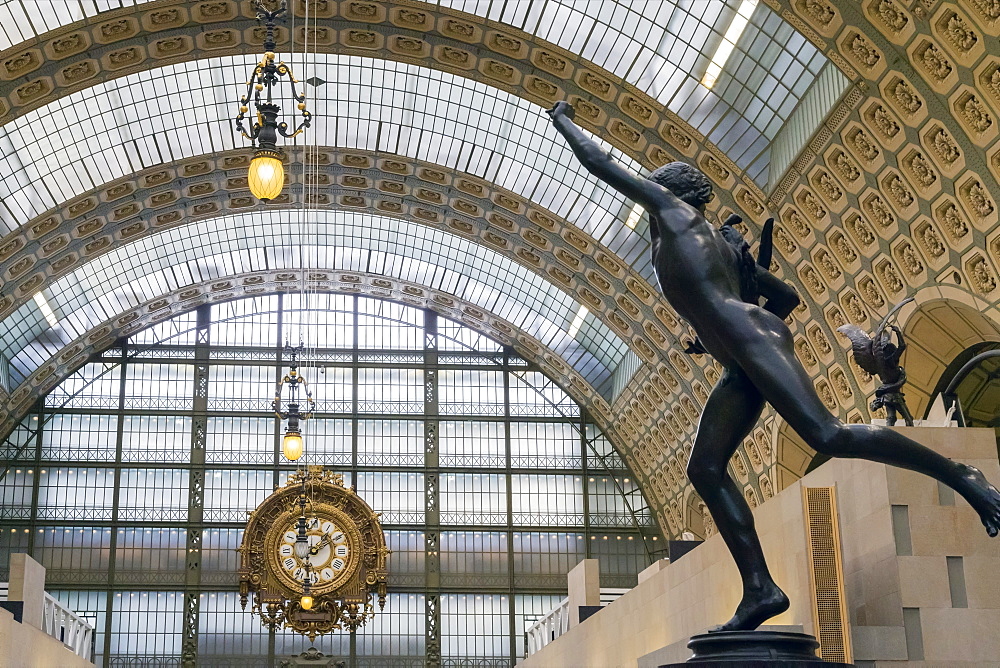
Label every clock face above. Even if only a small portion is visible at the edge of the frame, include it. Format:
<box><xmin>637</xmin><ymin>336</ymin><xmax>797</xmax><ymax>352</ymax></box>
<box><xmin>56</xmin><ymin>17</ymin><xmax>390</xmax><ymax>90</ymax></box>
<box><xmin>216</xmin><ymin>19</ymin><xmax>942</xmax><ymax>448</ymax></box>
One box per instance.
<box><xmin>265</xmin><ymin>507</ymin><xmax>361</xmax><ymax>594</ymax></box>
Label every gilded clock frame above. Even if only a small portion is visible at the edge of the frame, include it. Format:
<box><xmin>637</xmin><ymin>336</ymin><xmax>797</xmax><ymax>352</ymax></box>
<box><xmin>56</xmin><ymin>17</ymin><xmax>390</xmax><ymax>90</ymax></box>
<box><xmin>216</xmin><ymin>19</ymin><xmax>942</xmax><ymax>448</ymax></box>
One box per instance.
<box><xmin>239</xmin><ymin>467</ymin><xmax>389</xmax><ymax>637</ymax></box>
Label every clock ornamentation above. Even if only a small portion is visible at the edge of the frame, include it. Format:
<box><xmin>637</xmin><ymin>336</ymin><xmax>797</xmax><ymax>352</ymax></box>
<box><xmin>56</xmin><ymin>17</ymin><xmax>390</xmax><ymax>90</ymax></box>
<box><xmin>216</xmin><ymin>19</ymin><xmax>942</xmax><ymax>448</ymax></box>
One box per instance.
<box><xmin>238</xmin><ymin>467</ymin><xmax>389</xmax><ymax>639</ymax></box>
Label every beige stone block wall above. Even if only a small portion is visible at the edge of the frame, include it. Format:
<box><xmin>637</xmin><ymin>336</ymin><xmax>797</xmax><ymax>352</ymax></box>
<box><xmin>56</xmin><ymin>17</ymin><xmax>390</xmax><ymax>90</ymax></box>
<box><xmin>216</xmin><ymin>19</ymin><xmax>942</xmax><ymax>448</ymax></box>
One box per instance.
<box><xmin>518</xmin><ymin>427</ymin><xmax>1000</xmax><ymax>668</ymax></box>
<box><xmin>0</xmin><ymin>607</ymin><xmax>94</xmax><ymax>668</ymax></box>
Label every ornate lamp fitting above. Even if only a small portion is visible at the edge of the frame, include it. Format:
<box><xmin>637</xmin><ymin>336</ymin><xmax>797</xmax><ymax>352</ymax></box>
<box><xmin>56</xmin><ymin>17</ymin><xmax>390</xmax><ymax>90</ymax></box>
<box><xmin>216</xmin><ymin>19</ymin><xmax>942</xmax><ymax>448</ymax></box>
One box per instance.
<box><xmin>273</xmin><ymin>346</ymin><xmax>315</xmax><ymax>460</ymax></box>
<box><xmin>234</xmin><ymin>0</ymin><xmax>312</xmax><ymax>201</ymax></box>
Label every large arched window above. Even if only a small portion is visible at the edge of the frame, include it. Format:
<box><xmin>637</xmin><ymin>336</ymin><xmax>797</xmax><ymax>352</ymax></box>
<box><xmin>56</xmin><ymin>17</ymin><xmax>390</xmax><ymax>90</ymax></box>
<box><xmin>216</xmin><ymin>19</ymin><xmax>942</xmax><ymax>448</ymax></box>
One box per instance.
<box><xmin>0</xmin><ymin>293</ymin><xmax>658</xmax><ymax>667</ymax></box>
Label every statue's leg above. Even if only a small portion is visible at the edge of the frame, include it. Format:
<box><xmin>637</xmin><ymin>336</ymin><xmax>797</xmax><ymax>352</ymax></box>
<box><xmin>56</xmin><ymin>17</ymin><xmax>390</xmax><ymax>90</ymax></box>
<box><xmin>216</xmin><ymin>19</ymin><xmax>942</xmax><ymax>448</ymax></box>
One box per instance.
<box><xmin>733</xmin><ymin>313</ymin><xmax>1000</xmax><ymax>537</ymax></box>
<box><xmin>687</xmin><ymin>367</ymin><xmax>789</xmax><ymax>632</ymax></box>
<box><xmin>885</xmin><ymin>404</ymin><xmax>897</xmax><ymax>427</ymax></box>
<box><xmin>898</xmin><ymin>400</ymin><xmax>915</xmax><ymax>427</ymax></box>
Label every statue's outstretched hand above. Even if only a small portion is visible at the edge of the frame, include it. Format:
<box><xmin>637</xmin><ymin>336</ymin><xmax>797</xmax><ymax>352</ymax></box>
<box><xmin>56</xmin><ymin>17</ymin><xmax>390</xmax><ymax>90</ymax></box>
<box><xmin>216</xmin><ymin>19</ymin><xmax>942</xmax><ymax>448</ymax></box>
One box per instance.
<box><xmin>546</xmin><ymin>101</ymin><xmax>575</xmax><ymax>120</ymax></box>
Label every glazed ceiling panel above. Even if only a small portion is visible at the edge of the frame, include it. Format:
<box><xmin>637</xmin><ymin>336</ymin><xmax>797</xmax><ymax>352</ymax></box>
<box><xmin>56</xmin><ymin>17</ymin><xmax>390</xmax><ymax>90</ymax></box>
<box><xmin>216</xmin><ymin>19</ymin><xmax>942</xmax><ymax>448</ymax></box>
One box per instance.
<box><xmin>0</xmin><ymin>0</ymin><xmax>832</xmax><ymax>188</ymax></box>
<box><xmin>3</xmin><ymin>209</ymin><xmax>627</xmax><ymax>390</ymax></box>
<box><xmin>0</xmin><ymin>54</ymin><xmax>657</xmax><ymax>272</ymax></box>
<box><xmin>450</xmin><ymin>0</ymin><xmax>831</xmax><ymax>183</ymax></box>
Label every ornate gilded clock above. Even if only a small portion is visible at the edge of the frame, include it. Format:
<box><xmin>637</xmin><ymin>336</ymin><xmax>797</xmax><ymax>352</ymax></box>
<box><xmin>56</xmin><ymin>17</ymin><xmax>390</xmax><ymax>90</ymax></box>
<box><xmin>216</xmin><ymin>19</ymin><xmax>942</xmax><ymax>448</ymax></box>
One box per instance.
<box><xmin>239</xmin><ymin>467</ymin><xmax>389</xmax><ymax>639</ymax></box>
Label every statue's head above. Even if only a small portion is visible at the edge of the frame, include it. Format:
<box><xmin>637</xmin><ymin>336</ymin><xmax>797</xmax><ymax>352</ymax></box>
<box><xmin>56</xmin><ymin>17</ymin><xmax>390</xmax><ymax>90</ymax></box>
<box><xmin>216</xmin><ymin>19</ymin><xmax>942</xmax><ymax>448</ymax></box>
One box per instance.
<box><xmin>647</xmin><ymin>162</ymin><xmax>715</xmax><ymax>210</ymax></box>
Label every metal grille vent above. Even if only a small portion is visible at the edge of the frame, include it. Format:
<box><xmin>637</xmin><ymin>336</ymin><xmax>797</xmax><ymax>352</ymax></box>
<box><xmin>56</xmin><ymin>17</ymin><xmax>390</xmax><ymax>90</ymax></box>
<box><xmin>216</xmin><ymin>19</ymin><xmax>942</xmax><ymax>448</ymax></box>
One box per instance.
<box><xmin>803</xmin><ymin>486</ymin><xmax>852</xmax><ymax>663</ymax></box>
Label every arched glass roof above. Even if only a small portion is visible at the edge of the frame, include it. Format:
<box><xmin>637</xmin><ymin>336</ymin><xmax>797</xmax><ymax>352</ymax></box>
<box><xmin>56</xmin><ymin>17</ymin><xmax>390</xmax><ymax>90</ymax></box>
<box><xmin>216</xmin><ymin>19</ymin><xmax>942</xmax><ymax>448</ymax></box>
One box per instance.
<box><xmin>0</xmin><ymin>55</ymin><xmax>650</xmax><ymax>270</ymax></box>
<box><xmin>0</xmin><ymin>0</ymin><xmax>832</xmax><ymax>187</ymax></box>
<box><xmin>2</xmin><ymin>209</ymin><xmax>627</xmax><ymax>392</ymax></box>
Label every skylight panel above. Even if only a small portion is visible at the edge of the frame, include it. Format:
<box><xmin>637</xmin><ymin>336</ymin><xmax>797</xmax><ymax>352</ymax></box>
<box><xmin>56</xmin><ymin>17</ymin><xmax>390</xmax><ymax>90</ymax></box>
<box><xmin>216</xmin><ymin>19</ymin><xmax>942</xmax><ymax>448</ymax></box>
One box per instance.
<box><xmin>625</xmin><ymin>203</ymin><xmax>644</xmax><ymax>230</ymax></box>
<box><xmin>33</xmin><ymin>292</ymin><xmax>58</xmax><ymax>328</ymax></box>
<box><xmin>702</xmin><ymin>0</ymin><xmax>760</xmax><ymax>89</ymax></box>
<box><xmin>567</xmin><ymin>307</ymin><xmax>589</xmax><ymax>339</ymax></box>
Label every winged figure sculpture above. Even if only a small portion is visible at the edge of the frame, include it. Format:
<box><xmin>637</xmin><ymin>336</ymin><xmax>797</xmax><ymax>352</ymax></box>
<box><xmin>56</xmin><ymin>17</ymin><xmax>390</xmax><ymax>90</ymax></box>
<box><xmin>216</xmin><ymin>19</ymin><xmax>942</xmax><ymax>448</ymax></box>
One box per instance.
<box><xmin>838</xmin><ymin>299</ymin><xmax>915</xmax><ymax>426</ymax></box>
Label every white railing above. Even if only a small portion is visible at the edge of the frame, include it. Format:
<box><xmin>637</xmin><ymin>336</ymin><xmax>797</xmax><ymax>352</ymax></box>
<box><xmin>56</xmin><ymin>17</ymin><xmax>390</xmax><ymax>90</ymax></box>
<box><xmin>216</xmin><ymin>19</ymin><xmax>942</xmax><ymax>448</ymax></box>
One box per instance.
<box><xmin>524</xmin><ymin>588</ymin><xmax>632</xmax><ymax>658</ymax></box>
<box><xmin>524</xmin><ymin>597</ymin><xmax>570</xmax><ymax>657</ymax></box>
<box><xmin>42</xmin><ymin>592</ymin><xmax>94</xmax><ymax>662</ymax></box>
<box><xmin>600</xmin><ymin>587</ymin><xmax>630</xmax><ymax>606</ymax></box>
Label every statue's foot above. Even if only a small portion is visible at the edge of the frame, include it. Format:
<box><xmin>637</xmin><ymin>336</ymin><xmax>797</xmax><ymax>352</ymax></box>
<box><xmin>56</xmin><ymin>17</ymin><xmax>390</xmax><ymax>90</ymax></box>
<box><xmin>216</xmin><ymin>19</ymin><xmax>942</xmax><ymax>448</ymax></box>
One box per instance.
<box><xmin>707</xmin><ymin>584</ymin><xmax>789</xmax><ymax>633</ymax></box>
<box><xmin>955</xmin><ymin>463</ymin><xmax>1000</xmax><ymax>537</ymax></box>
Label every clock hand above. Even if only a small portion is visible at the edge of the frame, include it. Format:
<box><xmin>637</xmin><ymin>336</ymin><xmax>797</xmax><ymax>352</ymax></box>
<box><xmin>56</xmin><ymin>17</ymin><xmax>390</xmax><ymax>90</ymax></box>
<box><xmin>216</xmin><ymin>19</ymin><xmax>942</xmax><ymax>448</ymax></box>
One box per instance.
<box><xmin>308</xmin><ymin>534</ymin><xmax>333</xmax><ymax>556</ymax></box>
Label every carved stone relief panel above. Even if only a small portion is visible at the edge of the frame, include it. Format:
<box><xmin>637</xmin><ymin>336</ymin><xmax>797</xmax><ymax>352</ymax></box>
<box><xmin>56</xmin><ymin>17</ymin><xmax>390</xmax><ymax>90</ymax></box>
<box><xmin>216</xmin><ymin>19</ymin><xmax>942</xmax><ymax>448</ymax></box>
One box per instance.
<box><xmin>811</xmin><ymin>245</ymin><xmax>846</xmax><ymax>290</ymax></box>
<box><xmin>911</xmin><ymin>216</ymin><xmax>951</xmax><ymax>270</ymax></box>
<box><xmin>919</xmin><ymin>122</ymin><xmax>965</xmax><ymax>177</ymax></box>
<box><xmin>930</xmin><ymin>194</ymin><xmax>974</xmax><ymax>252</ymax></box>
<box><xmin>961</xmin><ymin>249</ymin><xmax>1000</xmax><ymax>296</ymax></box>
<box><xmin>860</xmin><ymin>189</ymin><xmax>902</xmax><ymax>239</ymax></box>
<box><xmin>931</xmin><ymin>6</ymin><xmax>985</xmax><ymax>67</ymax></box>
<box><xmin>950</xmin><ymin>86</ymin><xmax>998</xmax><ymax>145</ymax></box>
<box><xmin>842</xmin><ymin>122</ymin><xmax>885</xmax><ymax>171</ymax></box>
<box><xmin>863</xmin><ymin>0</ymin><xmax>915</xmax><ymax>44</ymax></box>
<box><xmin>861</xmin><ymin>99</ymin><xmax>906</xmax><ymax>151</ymax></box>
<box><xmin>890</xmin><ymin>236</ymin><xmax>930</xmax><ymax>286</ymax></box>
<box><xmin>906</xmin><ymin>38</ymin><xmax>959</xmax><ymax>94</ymax></box>
<box><xmin>899</xmin><ymin>146</ymin><xmax>941</xmax><ymax>198</ymax></box>
<box><xmin>827</xmin><ymin>229</ymin><xmax>862</xmax><ymax>272</ymax></box>
<box><xmin>839</xmin><ymin>30</ymin><xmax>887</xmax><ymax>79</ymax></box>
<box><xmin>881</xmin><ymin>75</ymin><xmax>928</xmax><ymax>126</ymax></box>
<box><xmin>809</xmin><ymin>167</ymin><xmax>848</xmax><ymax>212</ymax></box>
<box><xmin>823</xmin><ymin>147</ymin><xmax>864</xmax><ymax>195</ymax></box>
<box><xmin>843</xmin><ymin>209</ymin><xmax>880</xmax><ymax>251</ymax></box>
<box><xmin>956</xmin><ymin>172</ymin><xmax>999</xmax><ymax>230</ymax></box>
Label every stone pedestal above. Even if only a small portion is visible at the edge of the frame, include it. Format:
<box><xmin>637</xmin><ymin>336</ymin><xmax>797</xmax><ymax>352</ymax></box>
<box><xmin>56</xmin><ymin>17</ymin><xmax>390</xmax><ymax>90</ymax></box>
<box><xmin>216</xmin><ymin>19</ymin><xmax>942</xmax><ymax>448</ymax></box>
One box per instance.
<box><xmin>8</xmin><ymin>553</ymin><xmax>45</xmax><ymax>630</ymax></box>
<box><xmin>567</xmin><ymin>558</ymin><xmax>600</xmax><ymax>628</ymax></box>
<box><xmin>658</xmin><ymin>631</ymin><xmax>853</xmax><ymax>666</ymax></box>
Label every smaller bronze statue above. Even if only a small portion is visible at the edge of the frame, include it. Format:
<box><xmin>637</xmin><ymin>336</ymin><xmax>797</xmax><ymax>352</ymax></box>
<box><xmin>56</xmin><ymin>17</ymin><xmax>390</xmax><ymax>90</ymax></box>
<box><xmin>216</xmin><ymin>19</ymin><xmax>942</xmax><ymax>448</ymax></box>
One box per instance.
<box><xmin>838</xmin><ymin>298</ymin><xmax>915</xmax><ymax>426</ymax></box>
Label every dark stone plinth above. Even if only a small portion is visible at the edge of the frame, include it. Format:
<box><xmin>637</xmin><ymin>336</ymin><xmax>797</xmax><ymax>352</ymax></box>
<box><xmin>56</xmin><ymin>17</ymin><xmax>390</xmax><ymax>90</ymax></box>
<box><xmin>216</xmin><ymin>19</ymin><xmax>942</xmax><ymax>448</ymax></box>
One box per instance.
<box><xmin>658</xmin><ymin>631</ymin><xmax>853</xmax><ymax>667</ymax></box>
<box><xmin>667</xmin><ymin>540</ymin><xmax>703</xmax><ymax>562</ymax></box>
<box><xmin>0</xmin><ymin>600</ymin><xmax>23</xmax><ymax>623</ymax></box>
<box><xmin>579</xmin><ymin>604</ymin><xmax>602</xmax><ymax>623</ymax></box>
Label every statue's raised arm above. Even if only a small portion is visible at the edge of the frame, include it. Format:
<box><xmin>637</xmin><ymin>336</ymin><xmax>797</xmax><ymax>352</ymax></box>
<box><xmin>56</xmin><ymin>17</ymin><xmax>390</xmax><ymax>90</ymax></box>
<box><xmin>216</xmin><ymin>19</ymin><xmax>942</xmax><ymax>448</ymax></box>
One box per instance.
<box><xmin>547</xmin><ymin>101</ymin><xmax>680</xmax><ymax>213</ymax></box>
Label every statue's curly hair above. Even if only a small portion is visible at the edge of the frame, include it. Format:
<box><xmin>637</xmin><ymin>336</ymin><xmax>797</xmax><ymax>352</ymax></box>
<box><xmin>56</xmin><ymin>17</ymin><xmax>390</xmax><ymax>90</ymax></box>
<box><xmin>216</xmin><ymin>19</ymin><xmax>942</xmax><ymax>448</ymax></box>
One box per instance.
<box><xmin>647</xmin><ymin>162</ymin><xmax>714</xmax><ymax>208</ymax></box>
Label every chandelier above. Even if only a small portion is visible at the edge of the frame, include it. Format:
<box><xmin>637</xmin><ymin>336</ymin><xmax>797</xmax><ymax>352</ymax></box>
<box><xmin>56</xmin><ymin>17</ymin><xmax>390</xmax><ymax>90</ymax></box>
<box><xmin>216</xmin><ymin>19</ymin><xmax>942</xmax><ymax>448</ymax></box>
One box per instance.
<box><xmin>273</xmin><ymin>346</ymin><xmax>315</xmax><ymax>461</ymax></box>
<box><xmin>234</xmin><ymin>0</ymin><xmax>311</xmax><ymax>201</ymax></box>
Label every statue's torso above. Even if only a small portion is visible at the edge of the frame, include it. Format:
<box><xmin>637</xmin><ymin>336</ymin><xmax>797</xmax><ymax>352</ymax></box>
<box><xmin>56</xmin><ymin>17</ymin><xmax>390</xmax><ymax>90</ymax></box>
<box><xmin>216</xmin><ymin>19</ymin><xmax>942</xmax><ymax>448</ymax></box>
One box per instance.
<box><xmin>649</xmin><ymin>208</ymin><xmax>747</xmax><ymax>327</ymax></box>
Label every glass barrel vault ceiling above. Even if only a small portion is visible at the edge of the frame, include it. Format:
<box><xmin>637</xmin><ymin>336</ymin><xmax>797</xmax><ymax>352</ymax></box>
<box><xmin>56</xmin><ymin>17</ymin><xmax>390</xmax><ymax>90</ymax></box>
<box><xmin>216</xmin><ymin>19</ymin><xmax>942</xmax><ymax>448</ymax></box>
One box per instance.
<box><xmin>0</xmin><ymin>55</ymin><xmax>651</xmax><ymax>273</ymax></box>
<box><xmin>1</xmin><ymin>210</ymin><xmax>628</xmax><ymax>394</ymax></box>
<box><xmin>0</xmin><ymin>0</ymin><xmax>833</xmax><ymax>190</ymax></box>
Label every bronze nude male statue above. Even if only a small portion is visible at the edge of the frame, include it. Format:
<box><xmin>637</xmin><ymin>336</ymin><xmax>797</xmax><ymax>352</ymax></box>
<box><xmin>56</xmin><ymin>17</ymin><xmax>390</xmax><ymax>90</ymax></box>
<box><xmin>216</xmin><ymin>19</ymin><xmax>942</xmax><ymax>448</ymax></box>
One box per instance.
<box><xmin>547</xmin><ymin>101</ymin><xmax>1000</xmax><ymax>632</ymax></box>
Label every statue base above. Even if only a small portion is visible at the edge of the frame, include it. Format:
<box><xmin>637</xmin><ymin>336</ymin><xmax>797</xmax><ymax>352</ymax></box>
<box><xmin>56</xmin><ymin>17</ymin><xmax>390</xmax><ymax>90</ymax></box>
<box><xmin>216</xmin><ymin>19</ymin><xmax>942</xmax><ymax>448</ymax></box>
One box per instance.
<box><xmin>658</xmin><ymin>631</ymin><xmax>853</xmax><ymax>666</ymax></box>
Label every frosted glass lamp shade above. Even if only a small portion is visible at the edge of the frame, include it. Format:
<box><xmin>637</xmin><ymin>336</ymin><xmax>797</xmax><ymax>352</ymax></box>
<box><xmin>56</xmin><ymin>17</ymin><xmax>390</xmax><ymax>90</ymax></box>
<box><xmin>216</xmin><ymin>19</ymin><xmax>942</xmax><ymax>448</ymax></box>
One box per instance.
<box><xmin>294</xmin><ymin>536</ymin><xmax>310</xmax><ymax>559</ymax></box>
<box><xmin>283</xmin><ymin>431</ymin><xmax>303</xmax><ymax>461</ymax></box>
<box><xmin>300</xmin><ymin>595</ymin><xmax>314</xmax><ymax>611</ymax></box>
<box><xmin>248</xmin><ymin>152</ymin><xmax>284</xmax><ymax>201</ymax></box>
